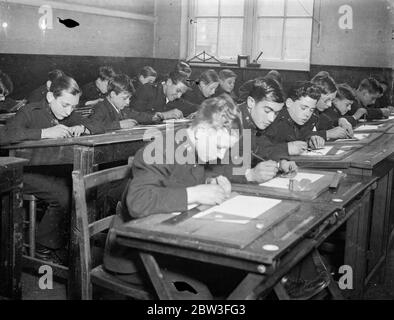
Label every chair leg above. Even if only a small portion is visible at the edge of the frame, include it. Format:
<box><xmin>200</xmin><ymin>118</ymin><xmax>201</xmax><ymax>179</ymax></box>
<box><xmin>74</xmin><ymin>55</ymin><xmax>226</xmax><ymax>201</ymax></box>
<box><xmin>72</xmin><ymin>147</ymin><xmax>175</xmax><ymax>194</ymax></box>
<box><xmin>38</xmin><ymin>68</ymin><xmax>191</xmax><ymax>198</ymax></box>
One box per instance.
<box><xmin>28</xmin><ymin>198</ymin><xmax>36</xmax><ymax>257</ymax></box>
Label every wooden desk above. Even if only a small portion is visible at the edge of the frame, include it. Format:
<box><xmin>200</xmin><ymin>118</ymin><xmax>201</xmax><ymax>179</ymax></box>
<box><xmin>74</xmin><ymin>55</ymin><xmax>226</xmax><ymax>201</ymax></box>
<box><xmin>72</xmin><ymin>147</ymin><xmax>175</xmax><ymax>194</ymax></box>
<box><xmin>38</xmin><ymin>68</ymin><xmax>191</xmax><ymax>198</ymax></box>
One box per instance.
<box><xmin>0</xmin><ymin>157</ymin><xmax>28</xmax><ymax>300</ymax></box>
<box><xmin>290</xmin><ymin>133</ymin><xmax>394</xmax><ymax>297</ymax></box>
<box><xmin>0</xmin><ymin>123</ymin><xmax>188</xmax><ymax>299</ymax></box>
<box><xmin>235</xmin><ymin>173</ymin><xmax>377</xmax><ymax>299</ymax></box>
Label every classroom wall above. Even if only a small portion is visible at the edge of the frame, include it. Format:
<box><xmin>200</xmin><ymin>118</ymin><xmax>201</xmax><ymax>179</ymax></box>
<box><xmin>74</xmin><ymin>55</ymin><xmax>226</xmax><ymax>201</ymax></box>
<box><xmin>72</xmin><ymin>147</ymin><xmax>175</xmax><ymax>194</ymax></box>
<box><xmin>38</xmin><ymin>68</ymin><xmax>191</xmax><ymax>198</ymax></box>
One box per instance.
<box><xmin>310</xmin><ymin>0</ymin><xmax>392</xmax><ymax>68</ymax></box>
<box><xmin>0</xmin><ymin>1</ymin><xmax>154</xmax><ymax>57</ymax></box>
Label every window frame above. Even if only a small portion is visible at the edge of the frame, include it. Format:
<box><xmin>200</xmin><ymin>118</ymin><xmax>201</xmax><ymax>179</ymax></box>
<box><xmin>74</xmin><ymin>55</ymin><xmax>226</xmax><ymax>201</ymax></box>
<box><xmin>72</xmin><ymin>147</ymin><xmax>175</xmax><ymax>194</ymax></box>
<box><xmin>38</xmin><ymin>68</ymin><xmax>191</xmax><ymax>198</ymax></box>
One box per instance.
<box><xmin>187</xmin><ymin>0</ymin><xmax>314</xmax><ymax>71</ymax></box>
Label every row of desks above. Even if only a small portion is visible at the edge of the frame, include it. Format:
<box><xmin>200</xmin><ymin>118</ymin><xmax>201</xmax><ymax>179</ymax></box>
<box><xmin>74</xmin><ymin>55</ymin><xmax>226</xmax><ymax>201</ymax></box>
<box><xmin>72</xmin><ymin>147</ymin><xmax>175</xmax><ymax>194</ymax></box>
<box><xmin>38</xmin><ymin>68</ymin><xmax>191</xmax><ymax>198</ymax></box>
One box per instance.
<box><xmin>1</xmin><ymin>119</ymin><xmax>394</xmax><ymax>299</ymax></box>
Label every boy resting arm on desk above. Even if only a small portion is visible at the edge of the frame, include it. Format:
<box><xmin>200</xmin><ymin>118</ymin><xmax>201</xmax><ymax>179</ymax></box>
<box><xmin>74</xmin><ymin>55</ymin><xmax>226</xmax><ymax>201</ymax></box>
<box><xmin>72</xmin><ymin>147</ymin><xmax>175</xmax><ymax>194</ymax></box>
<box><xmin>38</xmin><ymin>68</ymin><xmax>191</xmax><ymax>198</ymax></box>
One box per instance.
<box><xmin>261</xmin><ymin>81</ymin><xmax>324</xmax><ymax>156</ymax></box>
<box><xmin>0</xmin><ymin>75</ymin><xmax>88</xmax><ymax>145</ymax></box>
<box><xmin>82</xmin><ymin>74</ymin><xmax>155</xmax><ymax>134</ymax></box>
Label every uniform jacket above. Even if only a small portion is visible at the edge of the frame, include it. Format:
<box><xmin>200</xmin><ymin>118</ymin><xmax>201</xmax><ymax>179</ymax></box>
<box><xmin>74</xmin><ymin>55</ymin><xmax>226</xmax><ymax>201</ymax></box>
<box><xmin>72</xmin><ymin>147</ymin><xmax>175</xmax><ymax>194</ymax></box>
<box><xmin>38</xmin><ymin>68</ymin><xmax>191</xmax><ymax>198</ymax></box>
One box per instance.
<box><xmin>0</xmin><ymin>99</ymin><xmax>86</xmax><ymax>145</ymax></box>
<box><xmin>83</xmin><ymin>98</ymin><xmax>154</xmax><ymax>134</ymax></box>
<box><xmin>103</xmin><ymin>132</ymin><xmax>233</xmax><ymax>273</ymax></box>
<box><xmin>131</xmin><ymin>82</ymin><xmax>197</xmax><ymax>116</ymax></box>
<box><xmin>0</xmin><ymin>97</ymin><xmax>18</xmax><ymax>113</ymax></box>
<box><xmin>348</xmin><ymin>95</ymin><xmax>384</xmax><ymax>120</ymax></box>
<box><xmin>262</xmin><ymin>107</ymin><xmax>321</xmax><ymax>157</ymax></box>
<box><xmin>80</xmin><ymin>81</ymin><xmax>105</xmax><ymax>104</ymax></box>
<box><xmin>182</xmin><ymin>83</ymin><xmax>207</xmax><ymax>106</ymax></box>
<box><xmin>27</xmin><ymin>84</ymin><xmax>47</xmax><ymax>103</ymax></box>
<box><xmin>316</xmin><ymin>107</ymin><xmax>357</xmax><ymax>131</ymax></box>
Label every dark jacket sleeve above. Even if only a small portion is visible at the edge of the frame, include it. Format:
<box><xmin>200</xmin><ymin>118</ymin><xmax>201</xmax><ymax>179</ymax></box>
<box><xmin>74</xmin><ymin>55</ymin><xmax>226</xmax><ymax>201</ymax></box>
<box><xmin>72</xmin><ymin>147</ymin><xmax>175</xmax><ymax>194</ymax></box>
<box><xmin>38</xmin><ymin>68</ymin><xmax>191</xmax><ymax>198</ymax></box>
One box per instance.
<box><xmin>341</xmin><ymin>115</ymin><xmax>358</xmax><ymax>127</ymax></box>
<box><xmin>0</xmin><ymin>108</ymin><xmax>42</xmax><ymax>144</ymax></box>
<box><xmin>166</xmin><ymin>98</ymin><xmax>198</xmax><ymax>117</ymax></box>
<box><xmin>130</xmin><ymin>85</ymin><xmax>153</xmax><ymax>112</ymax></box>
<box><xmin>255</xmin><ymin>134</ymin><xmax>289</xmax><ymax>161</ymax></box>
<box><xmin>124</xmin><ymin>149</ymin><xmax>188</xmax><ymax>218</ymax></box>
<box><xmin>366</xmin><ymin>107</ymin><xmax>384</xmax><ymax>120</ymax></box>
<box><xmin>82</xmin><ymin>104</ymin><xmax>120</xmax><ymax>134</ymax></box>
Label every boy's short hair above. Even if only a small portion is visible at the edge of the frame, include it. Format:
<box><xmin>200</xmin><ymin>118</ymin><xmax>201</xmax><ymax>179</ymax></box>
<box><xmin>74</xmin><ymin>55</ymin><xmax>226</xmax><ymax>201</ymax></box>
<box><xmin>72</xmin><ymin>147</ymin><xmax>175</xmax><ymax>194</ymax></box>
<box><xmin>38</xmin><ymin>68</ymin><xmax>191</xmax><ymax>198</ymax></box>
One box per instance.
<box><xmin>0</xmin><ymin>70</ymin><xmax>13</xmax><ymax>97</ymax></box>
<box><xmin>98</xmin><ymin>66</ymin><xmax>116</xmax><ymax>81</ymax></box>
<box><xmin>266</xmin><ymin>70</ymin><xmax>283</xmax><ymax>86</ymax></box>
<box><xmin>107</xmin><ymin>74</ymin><xmax>134</xmax><ymax>96</ymax></box>
<box><xmin>249</xmin><ymin>77</ymin><xmax>285</xmax><ymax>103</ymax></box>
<box><xmin>311</xmin><ymin>71</ymin><xmax>337</xmax><ymax>94</ymax></box>
<box><xmin>219</xmin><ymin>69</ymin><xmax>237</xmax><ymax>81</ymax></box>
<box><xmin>176</xmin><ymin>61</ymin><xmax>192</xmax><ymax>75</ymax></box>
<box><xmin>336</xmin><ymin>83</ymin><xmax>356</xmax><ymax>101</ymax></box>
<box><xmin>49</xmin><ymin>75</ymin><xmax>81</xmax><ymax>98</ymax></box>
<box><xmin>358</xmin><ymin>77</ymin><xmax>382</xmax><ymax>95</ymax></box>
<box><xmin>168</xmin><ymin>70</ymin><xmax>190</xmax><ymax>87</ymax></box>
<box><xmin>193</xmin><ymin>93</ymin><xmax>242</xmax><ymax>132</ymax></box>
<box><xmin>198</xmin><ymin>69</ymin><xmax>219</xmax><ymax>85</ymax></box>
<box><xmin>138</xmin><ymin>66</ymin><xmax>157</xmax><ymax>78</ymax></box>
<box><xmin>48</xmin><ymin>69</ymin><xmax>66</xmax><ymax>82</ymax></box>
<box><xmin>288</xmin><ymin>81</ymin><xmax>322</xmax><ymax>102</ymax></box>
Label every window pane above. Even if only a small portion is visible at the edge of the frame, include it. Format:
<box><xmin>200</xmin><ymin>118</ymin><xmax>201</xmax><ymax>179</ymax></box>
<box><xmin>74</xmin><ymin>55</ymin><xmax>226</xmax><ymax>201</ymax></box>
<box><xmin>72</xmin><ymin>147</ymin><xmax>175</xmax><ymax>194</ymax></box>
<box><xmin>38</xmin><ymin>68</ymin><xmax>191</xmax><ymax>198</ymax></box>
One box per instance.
<box><xmin>287</xmin><ymin>0</ymin><xmax>314</xmax><ymax>16</ymax></box>
<box><xmin>196</xmin><ymin>0</ymin><xmax>219</xmax><ymax>16</ymax></box>
<box><xmin>218</xmin><ymin>18</ymin><xmax>243</xmax><ymax>59</ymax></box>
<box><xmin>220</xmin><ymin>0</ymin><xmax>245</xmax><ymax>16</ymax></box>
<box><xmin>257</xmin><ymin>18</ymin><xmax>283</xmax><ymax>59</ymax></box>
<box><xmin>195</xmin><ymin>18</ymin><xmax>218</xmax><ymax>56</ymax></box>
<box><xmin>284</xmin><ymin>18</ymin><xmax>312</xmax><ymax>60</ymax></box>
<box><xmin>257</xmin><ymin>0</ymin><xmax>285</xmax><ymax>16</ymax></box>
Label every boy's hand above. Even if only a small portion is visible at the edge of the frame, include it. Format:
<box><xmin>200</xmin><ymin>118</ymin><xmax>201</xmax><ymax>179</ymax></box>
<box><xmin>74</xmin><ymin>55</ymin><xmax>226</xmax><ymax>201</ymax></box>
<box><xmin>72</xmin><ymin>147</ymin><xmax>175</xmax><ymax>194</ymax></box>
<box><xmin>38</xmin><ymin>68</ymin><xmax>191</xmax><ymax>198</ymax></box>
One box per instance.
<box><xmin>69</xmin><ymin>125</ymin><xmax>86</xmax><ymax>137</ymax></box>
<box><xmin>288</xmin><ymin>141</ymin><xmax>308</xmax><ymax>155</ymax></box>
<box><xmin>186</xmin><ymin>184</ymin><xmax>227</xmax><ymax>205</ymax></box>
<box><xmin>279</xmin><ymin>160</ymin><xmax>298</xmax><ymax>173</ymax></box>
<box><xmin>326</xmin><ymin>127</ymin><xmax>348</xmax><ymax>140</ymax></box>
<box><xmin>309</xmin><ymin>135</ymin><xmax>325</xmax><ymax>149</ymax></box>
<box><xmin>119</xmin><ymin>119</ymin><xmax>138</xmax><ymax>129</ymax></box>
<box><xmin>208</xmin><ymin>175</ymin><xmax>231</xmax><ymax>197</ymax></box>
<box><xmin>161</xmin><ymin>109</ymin><xmax>183</xmax><ymax>120</ymax></box>
<box><xmin>387</xmin><ymin>106</ymin><xmax>394</xmax><ymax>114</ymax></box>
<box><xmin>338</xmin><ymin>118</ymin><xmax>353</xmax><ymax>137</ymax></box>
<box><xmin>245</xmin><ymin>160</ymin><xmax>279</xmax><ymax>183</ymax></box>
<box><xmin>41</xmin><ymin>124</ymin><xmax>72</xmax><ymax>139</ymax></box>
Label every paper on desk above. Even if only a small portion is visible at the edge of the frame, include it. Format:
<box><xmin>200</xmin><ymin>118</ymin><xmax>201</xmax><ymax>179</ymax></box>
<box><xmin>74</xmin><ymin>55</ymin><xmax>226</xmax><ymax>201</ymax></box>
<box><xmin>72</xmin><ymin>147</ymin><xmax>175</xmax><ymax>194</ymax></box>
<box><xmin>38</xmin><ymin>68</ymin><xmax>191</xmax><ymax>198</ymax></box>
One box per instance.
<box><xmin>354</xmin><ymin>125</ymin><xmax>382</xmax><ymax>132</ymax></box>
<box><xmin>298</xmin><ymin>146</ymin><xmax>345</xmax><ymax>156</ymax></box>
<box><xmin>192</xmin><ymin>195</ymin><xmax>281</xmax><ymax>224</ymax></box>
<box><xmin>336</xmin><ymin>133</ymin><xmax>370</xmax><ymax>142</ymax></box>
<box><xmin>163</xmin><ymin>119</ymin><xmax>191</xmax><ymax>123</ymax></box>
<box><xmin>260</xmin><ymin>172</ymin><xmax>324</xmax><ymax>189</ymax></box>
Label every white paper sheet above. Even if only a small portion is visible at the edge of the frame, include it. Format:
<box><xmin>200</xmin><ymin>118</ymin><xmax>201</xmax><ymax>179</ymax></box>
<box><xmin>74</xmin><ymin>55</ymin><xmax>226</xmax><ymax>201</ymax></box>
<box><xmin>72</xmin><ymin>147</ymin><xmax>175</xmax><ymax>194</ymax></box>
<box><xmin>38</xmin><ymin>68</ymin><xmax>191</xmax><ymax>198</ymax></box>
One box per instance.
<box><xmin>372</xmin><ymin>116</ymin><xmax>394</xmax><ymax>122</ymax></box>
<box><xmin>299</xmin><ymin>146</ymin><xmax>333</xmax><ymax>156</ymax></box>
<box><xmin>336</xmin><ymin>133</ymin><xmax>370</xmax><ymax>142</ymax></box>
<box><xmin>192</xmin><ymin>195</ymin><xmax>281</xmax><ymax>223</ymax></box>
<box><xmin>260</xmin><ymin>172</ymin><xmax>324</xmax><ymax>189</ymax></box>
<box><xmin>354</xmin><ymin>125</ymin><xmax>382</xmax><ymax>132</ymax></box>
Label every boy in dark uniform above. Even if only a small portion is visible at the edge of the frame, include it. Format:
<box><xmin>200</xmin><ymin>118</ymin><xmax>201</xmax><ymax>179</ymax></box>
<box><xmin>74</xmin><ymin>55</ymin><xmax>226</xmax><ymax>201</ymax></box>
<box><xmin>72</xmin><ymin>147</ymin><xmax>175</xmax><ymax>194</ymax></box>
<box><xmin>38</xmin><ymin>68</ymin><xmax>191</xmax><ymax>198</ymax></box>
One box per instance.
<box><xmin>104</xmin><ymin>94</ymin><xmax>246</xmax><ymax>298</ymax></box>
<box><xmin>215</xmin><ymin>79</ymin><xmax>297</xmax><ymax>183</ymax></box>
<box><xmin>348</xmin><ymin>77</ymin><xmax>390</xmax><ymax>120</ymax></box>
<box><xmin>27</xmin><ymin>69</ymin><xmax>65</xmax><ymax>103</ymax></box>
<box><xmin>214</xmin><ymin>69</ymin><xmax>238</xmax><ymax>101</ymax></box>
<box><xmin>182</xmin><ymin>69</ymin><xmax>219</xmax><ymax>106</ymax></box>
<box><xmin>131</xmin><ymin>66</ymin><xmax>157</xmax><ymax>93</ymax></box>
<box><xmin>80</xmin><ymin>65</ymin><xmax>116</xmax><ymax>106</ymax></box>
<box><xmin>83</xmin><ymin>74</ymin><xmax>155</xmax><ymax>134</ymax></box>
<box><xmin>0</xmin><ymin>75</ymin><xmax>88</xmax><ymax>263</ymax></box>
<box><xmin>131</xmin><ymin>70</ymin><xmax>195</xmax><ymax>119</ymax></box>
<box><xmin>317</xmin><ymin>83</ymin><xmax>358</xmax><ymax>131</ymax></box>
<box><xmin>261</xmin><ymin>81</ymin><xmax>324</xmax><ymax>157</ymax></box>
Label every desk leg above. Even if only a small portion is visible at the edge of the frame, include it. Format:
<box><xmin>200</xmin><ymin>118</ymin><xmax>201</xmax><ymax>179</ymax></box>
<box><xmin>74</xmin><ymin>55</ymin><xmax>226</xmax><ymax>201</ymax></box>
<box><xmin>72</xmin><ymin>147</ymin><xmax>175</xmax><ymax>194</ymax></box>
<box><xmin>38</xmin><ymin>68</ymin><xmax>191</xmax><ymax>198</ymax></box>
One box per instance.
<box><xmin>68</xmin><ymin>146</ymin><xmax>95</xmax><ymax>300</ymax></box>
<box><xmin>227</xmin><ymin>273</ymin><xmax>266</xmax><ymax>300</ymax></box>
<box><xmin>344</xmin><ymin>195</ymin><xmax>371</xmax><ymax>299</ymax></box>
<box><xmin>0</xmin><ymin>184</ymin><xmax>23</xmax><ymax>299</ymax></box>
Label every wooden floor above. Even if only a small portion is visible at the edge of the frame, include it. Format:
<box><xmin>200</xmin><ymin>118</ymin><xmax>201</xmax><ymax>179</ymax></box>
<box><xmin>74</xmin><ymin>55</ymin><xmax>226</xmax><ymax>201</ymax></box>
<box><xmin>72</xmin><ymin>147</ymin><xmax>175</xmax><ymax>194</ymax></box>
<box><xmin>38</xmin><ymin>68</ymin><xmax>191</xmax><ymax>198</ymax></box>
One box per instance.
<box><xmin>21</xmin><ymin>240</ymin><xmax>394</xmax><ymax>300</ymax></box>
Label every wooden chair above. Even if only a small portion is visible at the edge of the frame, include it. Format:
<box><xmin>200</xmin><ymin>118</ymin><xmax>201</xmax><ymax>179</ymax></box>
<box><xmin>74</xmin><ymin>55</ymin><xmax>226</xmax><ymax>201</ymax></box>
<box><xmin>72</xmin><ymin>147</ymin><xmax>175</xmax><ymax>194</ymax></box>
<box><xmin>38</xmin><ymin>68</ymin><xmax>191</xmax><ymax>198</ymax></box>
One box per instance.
<box><xmin>73</xmin><ymin>158</ymin><xmax>214</xmax><ymax>300</ymax></box>
<box><xmin>72</xmin><ymin>158</ymin><xmax>154</xmax><ymax>300</ymax></box>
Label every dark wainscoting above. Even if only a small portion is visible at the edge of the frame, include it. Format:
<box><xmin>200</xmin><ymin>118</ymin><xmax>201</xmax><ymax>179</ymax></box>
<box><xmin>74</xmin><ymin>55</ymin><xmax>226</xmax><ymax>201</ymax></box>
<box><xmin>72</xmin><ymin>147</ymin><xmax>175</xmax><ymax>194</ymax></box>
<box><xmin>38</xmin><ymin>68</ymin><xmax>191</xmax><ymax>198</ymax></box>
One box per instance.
<box><xmin>0</xmin><ymin>53</ymin><xmax>391</xmax><ymax>99</ymax></box>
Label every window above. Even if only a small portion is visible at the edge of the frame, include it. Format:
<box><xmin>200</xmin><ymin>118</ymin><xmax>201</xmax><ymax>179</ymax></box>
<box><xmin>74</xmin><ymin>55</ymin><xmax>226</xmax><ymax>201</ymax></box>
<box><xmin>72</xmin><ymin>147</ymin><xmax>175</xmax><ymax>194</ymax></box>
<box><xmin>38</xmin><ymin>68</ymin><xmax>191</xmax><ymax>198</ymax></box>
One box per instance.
<box><xmin>188</xmin><ymin>0</ymin><xmax>314</xmax><ymax>70</ymax></box>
